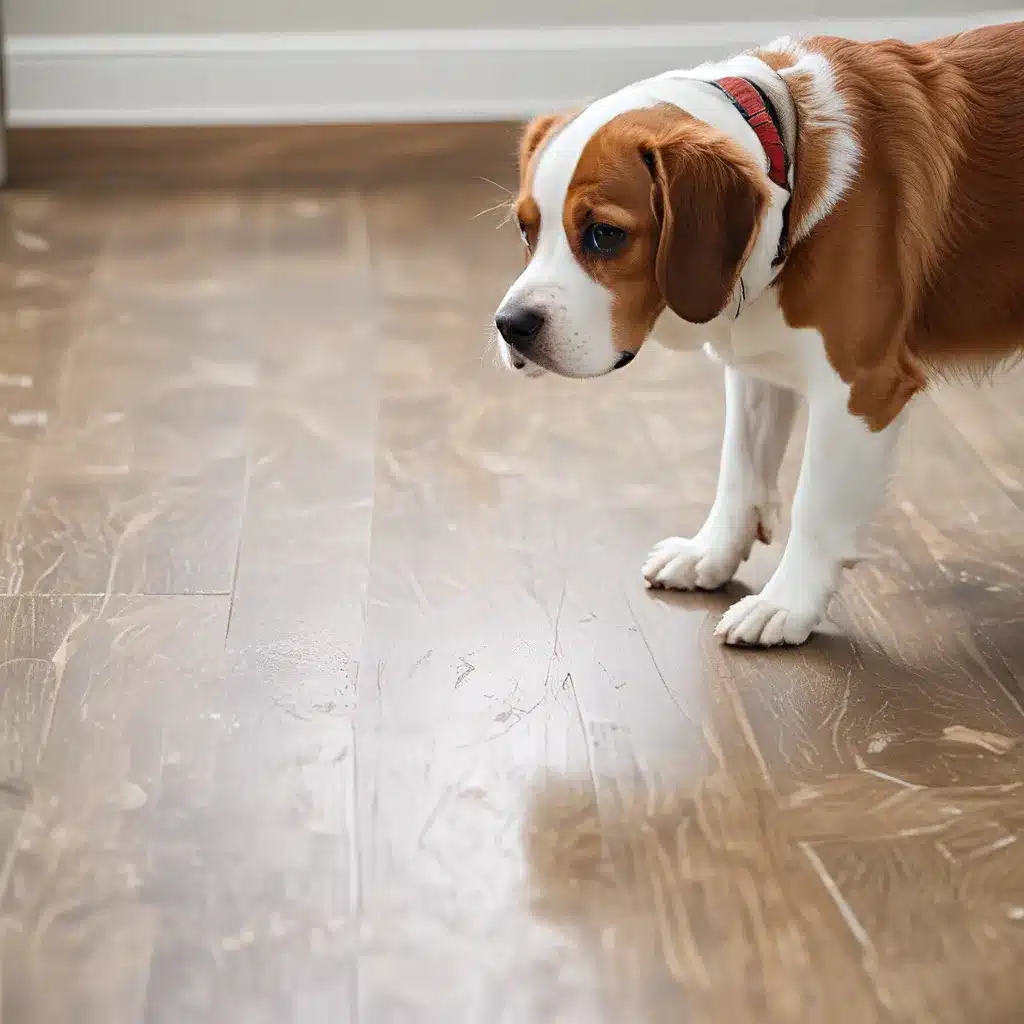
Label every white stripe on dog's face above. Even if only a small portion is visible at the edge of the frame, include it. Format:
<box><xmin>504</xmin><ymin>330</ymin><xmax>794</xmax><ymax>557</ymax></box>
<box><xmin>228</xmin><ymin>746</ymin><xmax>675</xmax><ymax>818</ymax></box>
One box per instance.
<box><xmin>496</xmin><ymin>87</ymin><xmax>659</xmax><ymax>379</ymax></box>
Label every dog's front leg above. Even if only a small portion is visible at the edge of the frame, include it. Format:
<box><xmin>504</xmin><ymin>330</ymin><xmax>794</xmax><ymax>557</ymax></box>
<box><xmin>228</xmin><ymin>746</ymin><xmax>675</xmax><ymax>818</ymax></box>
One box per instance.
<box><xmin>715</xmin><ymin>362</ymin><xmax>904</xmax><ymax>647</ymax></box>
<box><xmin>644</xmin><ymin>365</ymin><xmax>799</xmax><ymax>592</ymax></box>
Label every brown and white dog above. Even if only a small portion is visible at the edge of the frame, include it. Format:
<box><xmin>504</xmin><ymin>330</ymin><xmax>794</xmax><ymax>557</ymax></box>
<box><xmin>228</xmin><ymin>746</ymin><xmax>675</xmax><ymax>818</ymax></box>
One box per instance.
<box><xmin>492</xmin><ymin>22</ymin><xmax>1024</xmax><ymax>647</ymax></box>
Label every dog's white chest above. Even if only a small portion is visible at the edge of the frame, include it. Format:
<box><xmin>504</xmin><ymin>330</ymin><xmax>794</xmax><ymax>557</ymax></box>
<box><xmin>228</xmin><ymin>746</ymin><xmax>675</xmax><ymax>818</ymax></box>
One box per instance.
<box><xmin>706</xmin><ymin>289</ymin><xmax>820</xmax><ymax>395</ymax></box>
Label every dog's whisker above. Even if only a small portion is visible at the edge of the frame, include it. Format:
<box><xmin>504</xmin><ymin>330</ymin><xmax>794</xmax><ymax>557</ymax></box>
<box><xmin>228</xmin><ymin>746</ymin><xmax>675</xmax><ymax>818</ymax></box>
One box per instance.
<box><xmin>495</xmin><ymin>205</ymin><xmax>517</xmax><ymax>229</ymax></box>
<box><xmin>476</xmin><ymin>176</ymin><xmax>514</xmax><ymax>196</ymax></box>
<box><xmin>482</xmin><ymin>324</ymin><xmax>512</xmax><ymax>372</ymax></box>
<box><xmin>472</xmin><ymin>199</ymin><xmax>515</xmax><ymax>221</ymax></box>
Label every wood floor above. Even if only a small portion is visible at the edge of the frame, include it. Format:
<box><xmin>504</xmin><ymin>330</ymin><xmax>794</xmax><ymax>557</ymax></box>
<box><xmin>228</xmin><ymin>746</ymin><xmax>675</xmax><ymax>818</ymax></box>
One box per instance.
<box><xmin>0</xmin><ymin>173</ymin><xmax>1022</xmax><ymax>1023</ymax></box>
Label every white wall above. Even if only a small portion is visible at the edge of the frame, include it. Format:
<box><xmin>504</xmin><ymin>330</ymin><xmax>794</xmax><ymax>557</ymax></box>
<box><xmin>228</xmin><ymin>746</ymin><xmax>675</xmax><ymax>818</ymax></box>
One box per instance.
<box><xmin>7</xmin><ymin>0</ymin><xmax>1014</xmax><ymax>35</ymax></box>
<box><xmin>5</xmin><ymin>1</ymin><xmax>1021</xmax><ymax>127</ymax></box>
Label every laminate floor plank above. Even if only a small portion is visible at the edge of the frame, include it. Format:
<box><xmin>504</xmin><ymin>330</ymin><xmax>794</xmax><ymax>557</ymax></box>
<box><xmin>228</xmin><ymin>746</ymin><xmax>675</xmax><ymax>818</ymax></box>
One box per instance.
<box><xmin>0</xmin><ymin>594</ymin><xmax>227</xmax><ymax>1024</ymax></box>
<box><xmin>2</xmin><ymin>194</ymin><xmax>269</xmax><ymax>596</ymax></box>
<box><xmin>0</xmin><ymin>194</ymin><xmax>117</xmax><ymax>596</ymax></box>
<box><xmin>354</xmin><ymin>188</ymin><xmax>608</xmax><ymax>1022</ymax></box>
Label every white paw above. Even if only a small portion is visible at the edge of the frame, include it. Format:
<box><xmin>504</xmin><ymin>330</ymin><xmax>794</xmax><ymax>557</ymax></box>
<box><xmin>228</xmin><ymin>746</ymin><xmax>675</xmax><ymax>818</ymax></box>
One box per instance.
<box><xmin>714</xmin><ymin>592</ymin><xmax>822</xmax><ymax>647</ymax></box>
<box><xmin>643</xmin><ymin>535</ymin><xmax>746</xmax><ymax>592</ymax></box>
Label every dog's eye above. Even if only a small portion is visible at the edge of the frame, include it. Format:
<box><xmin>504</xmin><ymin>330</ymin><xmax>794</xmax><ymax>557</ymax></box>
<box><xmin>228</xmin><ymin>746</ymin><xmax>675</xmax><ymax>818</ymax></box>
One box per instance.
<box><xmin>582</xmin><ymin>223</ymin><xmax>628</xmax><ymax>257</ymax></box>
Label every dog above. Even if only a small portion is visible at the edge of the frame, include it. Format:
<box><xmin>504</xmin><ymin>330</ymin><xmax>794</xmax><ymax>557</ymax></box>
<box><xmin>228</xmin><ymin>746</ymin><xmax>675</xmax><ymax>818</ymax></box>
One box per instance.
<box><xmin>492</xmin><ymin>22</ymin><xmax>1024</xmax><ymax>647</ymax></box>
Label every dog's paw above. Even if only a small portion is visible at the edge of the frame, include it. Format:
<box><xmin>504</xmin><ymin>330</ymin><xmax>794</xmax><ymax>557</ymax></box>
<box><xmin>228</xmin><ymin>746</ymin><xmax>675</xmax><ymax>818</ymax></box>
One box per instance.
<box><xmin>714</xmin><ymin>592</ymin><xmax>821</xmax><ymax>647</ymax></box>
<box><xmin>643</xmin><ymin>535</ymin><xmax>745</xmax><ymax>592</ymax></box>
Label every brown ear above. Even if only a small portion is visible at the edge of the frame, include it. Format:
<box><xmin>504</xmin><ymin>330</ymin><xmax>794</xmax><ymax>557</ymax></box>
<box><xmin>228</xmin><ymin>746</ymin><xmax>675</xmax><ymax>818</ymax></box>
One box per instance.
<box><xmin>651</xmin><ymin>139</ymin><xmax>768</xmax><ymax>324</ymax></box>
<box><xmin>519</xmin><ymin>113</ymin><xmax>570</xmax><ymax>173</ymax></box>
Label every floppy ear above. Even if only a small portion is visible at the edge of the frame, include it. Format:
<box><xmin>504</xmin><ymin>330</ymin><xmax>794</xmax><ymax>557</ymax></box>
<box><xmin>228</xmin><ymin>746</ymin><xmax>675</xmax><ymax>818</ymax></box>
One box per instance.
<box><xmin>649</xmin><ymin>139</ymin><xmax>769</xmax><ymax>324</ymax></box>
<box><xmin>519</xmin><ymin>113</ymin><xmax>570</xmax><ymax>173</ymax></box>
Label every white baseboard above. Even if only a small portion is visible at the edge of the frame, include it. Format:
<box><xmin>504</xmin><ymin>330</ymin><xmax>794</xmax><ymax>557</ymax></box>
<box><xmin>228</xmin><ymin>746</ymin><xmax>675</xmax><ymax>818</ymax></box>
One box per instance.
<box><xmin>7</xmin><ymin>13</ymin><xmax>1023</xmax><ymax>127</ymax></box>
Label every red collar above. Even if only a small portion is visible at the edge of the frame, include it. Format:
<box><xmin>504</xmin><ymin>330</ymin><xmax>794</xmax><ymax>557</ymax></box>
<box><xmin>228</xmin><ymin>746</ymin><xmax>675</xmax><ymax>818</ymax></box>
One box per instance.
<box><xmin>710</xmin><ymin>75</ymin><xmax>791</xmax><ymax>266</ymax></box>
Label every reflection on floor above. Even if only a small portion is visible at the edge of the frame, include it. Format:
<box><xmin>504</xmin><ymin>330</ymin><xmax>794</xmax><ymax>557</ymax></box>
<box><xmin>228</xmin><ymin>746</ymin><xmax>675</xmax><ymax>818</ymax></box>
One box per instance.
<box><xmin>0</xmin><ymin>175</ymin><xmax>1021</xmax><ymax>1022</ymax></box>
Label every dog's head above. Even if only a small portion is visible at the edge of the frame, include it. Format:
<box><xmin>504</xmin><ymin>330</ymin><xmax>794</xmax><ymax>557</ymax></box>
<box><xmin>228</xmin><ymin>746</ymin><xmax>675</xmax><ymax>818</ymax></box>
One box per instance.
<box><xmin>493</xmin><ymin>101</ymin><xmax>771</xmax><ymax>378</ymax></box>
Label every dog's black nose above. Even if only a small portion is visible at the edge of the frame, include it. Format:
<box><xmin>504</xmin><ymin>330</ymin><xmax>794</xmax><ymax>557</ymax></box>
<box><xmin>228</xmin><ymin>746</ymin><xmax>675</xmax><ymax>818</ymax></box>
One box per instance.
<box><xmin>495</xmin><ymin>307</ymin><xmax>545</xmax><ymax>351</ymax></box>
